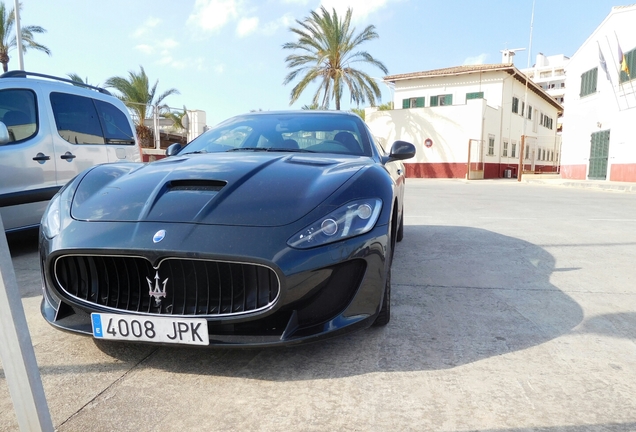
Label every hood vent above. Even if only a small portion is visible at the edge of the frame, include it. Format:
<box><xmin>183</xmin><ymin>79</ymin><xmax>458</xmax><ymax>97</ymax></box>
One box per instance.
<box><xmin>168</xmin><ymin>179</ymin><xmax>226</xmax><ymax>192</ymax></box>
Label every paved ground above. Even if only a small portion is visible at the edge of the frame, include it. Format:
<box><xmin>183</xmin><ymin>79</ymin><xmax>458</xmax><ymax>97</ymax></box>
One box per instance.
<box><xmin>2</xmin><ymin>179</ymin><xmax>636</xmax><ymax>431</ymax></box>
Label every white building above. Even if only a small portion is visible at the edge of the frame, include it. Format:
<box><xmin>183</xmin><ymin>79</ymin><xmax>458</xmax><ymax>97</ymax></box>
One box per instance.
<box><xmin>521</xmin><ymin>53</ymin><xmax>569</xmax><ymax>132</ymax></box>
<box><xmin>366</xmin><ymin>63</ymin><xmax>562</xmax><ymax>179</ymax></box>
<box><xmin>561</xmin><ymin>4</ymin><xmax>636</xmax><ymax>182</ymax></box>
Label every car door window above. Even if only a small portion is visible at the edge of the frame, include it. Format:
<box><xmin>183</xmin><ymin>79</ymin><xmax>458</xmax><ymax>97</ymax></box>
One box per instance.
<box><xmin>50</xmin><ymin>92</ymin><xmax>105</xmax><ymax>144</ymax></box>
<box><xmin>94</xmin><ymin>99</ymin><xmax>135</xmax><ymax>144</ymax></box>
<box><xmin>0</xmin><ymin>89</ymin><xmax>38</xmax><ymax>144</ymax></box>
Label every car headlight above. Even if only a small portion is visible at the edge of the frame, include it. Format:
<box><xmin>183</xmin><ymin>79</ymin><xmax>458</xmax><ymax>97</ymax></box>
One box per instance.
<box><xmin>288</xmin><ymin>198</ymin><xmax>382</xmax><ymax>249</ymax></box>
<box><xmin>41</xmin><ymin>194</ymin><xmax>61</xmax><ymax>239</ymax></box>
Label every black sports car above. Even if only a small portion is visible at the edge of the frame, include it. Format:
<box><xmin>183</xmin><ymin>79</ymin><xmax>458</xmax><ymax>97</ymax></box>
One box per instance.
<box><xmin>39</xmin><ymin>111</ymin><xmax>415</xmax><ymax>347</ymax></box>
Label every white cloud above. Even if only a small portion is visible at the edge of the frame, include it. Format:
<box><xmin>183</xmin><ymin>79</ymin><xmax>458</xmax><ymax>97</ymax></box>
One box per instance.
<box><xmin>319</xmin><ymin>0</ymin><xmax>393</xmax><ymax>20</ymax></box>
<box><xmin>135</xmin><ymin>44</ymin><xmax>154</xmax><ymax>55</ymax></box>
<box><xmin>262</xmin><ymin>13</ymin><xmax>295</xmax><ymax>35</ymax></box>
<box><xmin>161</xmin><ymin>38</ymin><xmax>179</xmax><ymax>50</ymax></box>
<box><xmin>236</xmin><ymin>17</ymin><xmax>259</xmax><ymax>37</ymax></box>
<box><xmin>187</xmin><ymin>0</ymin><xmax>240</xmax><ymax>32</ymax></box>
<box><xmin>463</xmin><ymin>54</ymin><xmax>488</xmax><ymax>65</ymax></box>
<box><xmin>213</xmin><ymin>63</ymin><xmax>225</xmax><ymax>74</ymax></box>
<box><xmin>133</xmin><ymin>16</ymin><xmax>162</xmax><ymax>38</ymax></box>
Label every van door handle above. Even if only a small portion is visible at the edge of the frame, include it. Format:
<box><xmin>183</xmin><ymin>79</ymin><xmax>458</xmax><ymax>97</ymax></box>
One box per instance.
<box><xmin>60</xmin><ymin>152</ymin><xmax>76</xmax><ymax>160</ymax></box>
<box><xmin>32</xmin><ymin>152</ymin><xmax>51</xmax><ymax>162</ymax></box>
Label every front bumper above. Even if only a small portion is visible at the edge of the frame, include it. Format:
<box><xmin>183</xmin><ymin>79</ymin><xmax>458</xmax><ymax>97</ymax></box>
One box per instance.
<box><xmin>40</xmin><ymin>220</ymin><xmax>389</xmax><ymax>347</ymax></box>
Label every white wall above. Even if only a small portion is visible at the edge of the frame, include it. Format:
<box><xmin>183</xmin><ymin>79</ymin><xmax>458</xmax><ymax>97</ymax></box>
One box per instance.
<box><xmin>384</xmin><ymin>69</ymin><xmax>560</xmax><ymax>166</ymax></box>
<box><xmin>366</xmin><ymin>101</ymin><xmax>484</xmax><ymax>164</ymax></box>
<box><xmin>562</xmin><ymin>6</ymin><xmax>636</xmax><ymax>170</ymax></box>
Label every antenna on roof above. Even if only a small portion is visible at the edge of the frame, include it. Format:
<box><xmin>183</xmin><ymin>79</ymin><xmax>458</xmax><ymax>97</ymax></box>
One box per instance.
<box><xmin>500</xmin><ymin>48</ymin><xmax>525</xmax><ymax>64</ymax></box>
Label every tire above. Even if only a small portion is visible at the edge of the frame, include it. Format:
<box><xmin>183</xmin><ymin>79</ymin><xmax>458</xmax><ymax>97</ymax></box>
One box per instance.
<box><xmin>373</xmin><ymin>267</ymin><xmax>391</xmax><ymax>326</ymax></box>
<box><xmin>396</xmin><ymin>213</ymin><xmax>404</xmax><ymax>243</ymax></box>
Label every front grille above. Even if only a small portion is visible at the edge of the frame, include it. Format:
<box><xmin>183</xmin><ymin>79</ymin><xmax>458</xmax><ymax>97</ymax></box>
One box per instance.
<box><xmin>54</xmin><ymin>255</ymin><xmax>279</xmax><ymax>316</ymax></box>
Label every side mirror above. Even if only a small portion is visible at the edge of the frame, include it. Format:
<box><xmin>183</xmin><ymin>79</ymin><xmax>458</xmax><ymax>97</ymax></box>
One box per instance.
<box><xmin>387</xmin><ymin>140</ymin><xmax>416</xmax><ymax>162</ymax></box>
<box><xmin>0</xmin><ymin>121</ymin><xmax>10</xmax><ymax>145</ymax></box>
<box><xmin>165</xmin><ymin>142</ymin><xmax>182</xmax><ymax>157</ymax></box>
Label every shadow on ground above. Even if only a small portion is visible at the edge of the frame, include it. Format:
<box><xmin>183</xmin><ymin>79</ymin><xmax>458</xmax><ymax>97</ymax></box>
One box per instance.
<box><xmin>86</xmin><ymin>225</ymin><xmax>585</xmax><ymax>380</ymax></box>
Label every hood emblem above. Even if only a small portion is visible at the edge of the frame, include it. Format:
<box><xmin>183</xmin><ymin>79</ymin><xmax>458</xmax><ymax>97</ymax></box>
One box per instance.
<box><xmin>153</xmin><ymin>230</ymin><xmax>166</xmax><ymax>243</ymax></box>
<box><xmin>147</xmin><ymin>271</ymin><xmax>168</xmax><ymax>306</ymax></box>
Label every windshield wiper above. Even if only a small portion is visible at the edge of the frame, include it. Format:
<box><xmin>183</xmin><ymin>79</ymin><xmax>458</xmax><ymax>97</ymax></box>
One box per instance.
<box><xmin>265</xmin><ymin>148</ymin><xmax>316</xmax><ymax>153</ymax></box>
<box><xmin>182</xmin><ymin>150</ymin><xmax>208</xmax><ymax>155</ymax></box>
<box><xmin>226</xmin><ymin>147</ymin><xmax>269</xmax><ymax>152</ymax></box>
<box><xmin>226</xmin><ymin>147</ymin><xmax>316</xmax><ymax>153</ymax></box>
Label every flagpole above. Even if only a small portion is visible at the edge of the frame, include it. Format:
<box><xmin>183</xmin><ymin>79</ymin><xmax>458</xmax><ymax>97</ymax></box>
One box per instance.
<box><xmin>615</xmin><ymin>31</ymin><xmax>636</xmax><ymax>108</ymax></box>
<box><xmin>599</xmin><ymin>40</ymin><xmax>621</xmax><ymax>110</ymax></box>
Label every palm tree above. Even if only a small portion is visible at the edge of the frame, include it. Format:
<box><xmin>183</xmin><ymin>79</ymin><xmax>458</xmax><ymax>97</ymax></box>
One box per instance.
<box><xmin>283</xmin><ymin>6</ymin><xmax>388</xmax><ymax>110</ymax></box>
<box><xmin>164</xmin><ymin>106</ymin><xmax>188</xmax><ymax>132</ymax></box>
<box><xmin>104</xmin><ymin>66</ymin><xmax>179</xmax><ymax>127</ymax></box>
<box><xmin>67</xmin><ymin>73</ymin><xmax>99</xmax><ymax>87</ymax></box>
<box><xmin>0</xmin><ymin>2</ymin><xmax>51</xmax><ymax>72</ymax></box>
<box><xmin>105</xmin><ymin>66</ymin><xmax>179</xmax><ymax>147</ymax></box>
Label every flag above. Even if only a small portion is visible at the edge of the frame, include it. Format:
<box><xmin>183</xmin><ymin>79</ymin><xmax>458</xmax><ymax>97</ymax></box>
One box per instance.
<box><xmin>598</xmin><ymin>44</ymin><xmax>611</xmax><ymax>81</ymax></box>
<box><xmin>618</xmin><ymin>41</ymin><xmax>630</xmax><ymax>77</ymax></box>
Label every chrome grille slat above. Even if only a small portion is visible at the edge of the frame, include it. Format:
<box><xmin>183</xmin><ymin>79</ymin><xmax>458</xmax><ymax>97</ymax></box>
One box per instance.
<box><xmin>54</xmin><ymin>255</ymin><xmax>279</xmax><ymax>317</ymax></box>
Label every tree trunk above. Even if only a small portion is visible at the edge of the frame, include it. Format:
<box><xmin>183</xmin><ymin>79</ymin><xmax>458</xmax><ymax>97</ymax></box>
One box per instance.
<box><xmin>0</xmin><ymin>53</ymin><xmax>9</xmax><ymax>73</ymax></box>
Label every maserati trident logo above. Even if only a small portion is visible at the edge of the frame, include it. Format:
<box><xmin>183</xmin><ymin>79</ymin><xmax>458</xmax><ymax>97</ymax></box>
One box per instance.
<box><xmin>147</xmin><ymin>271</ymin><xmax>168</xmax><ymax>306</ymax></box>
<box><xmin>153</xmin><ymin>230</ymin><xmax>166</xmax><ymax>243</ymax></box>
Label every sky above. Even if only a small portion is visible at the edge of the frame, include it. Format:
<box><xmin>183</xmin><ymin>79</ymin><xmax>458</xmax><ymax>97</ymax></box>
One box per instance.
<box><xmin>9</xmin><ymin>0</ymin><xmax>629</xmax><ymax>126</ymax></box>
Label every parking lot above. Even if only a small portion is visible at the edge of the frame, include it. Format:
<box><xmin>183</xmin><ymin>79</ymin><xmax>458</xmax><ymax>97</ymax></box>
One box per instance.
<box><xmin>2</xmin><ymin>179</ymin><xmax>636</xmax><ymax>431</ymax></box>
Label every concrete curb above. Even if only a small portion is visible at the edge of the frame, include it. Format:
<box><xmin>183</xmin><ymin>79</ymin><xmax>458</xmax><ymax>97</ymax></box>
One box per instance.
<box><xmin>522</xmin><ymin>178</ymin><xmax>636</xmax><ymax>193</ymax></box>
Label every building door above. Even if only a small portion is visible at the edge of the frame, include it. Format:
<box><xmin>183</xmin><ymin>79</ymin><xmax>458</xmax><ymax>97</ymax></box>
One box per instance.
<box><xmin>588</xmin><ymin>130</ymin><xmax>610</xmax><ymax>180</ymax></box>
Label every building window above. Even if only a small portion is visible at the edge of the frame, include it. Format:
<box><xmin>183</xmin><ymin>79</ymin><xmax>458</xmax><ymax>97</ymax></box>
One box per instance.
<box><xmin>525</xmin><ymin>144</ymin><xmax>530</xmax><ymax>160</ymax></box>
<box><xmin>512</xmin><ymin>96</ymin><xmax>519</xmax><ymax>113</ymax></box>
<box><xmin>511</xmin><ymin>141</ymin><xmax>517</xmax><ymax>158</ymax></box>
<box><xmin>466</xmin><ymin>91</ymin><xmax>484</xmax><ymax>101</ymax></box>
<box><xmin>402</xmin><ymin>97</ymin><xmax>424</xmax><ymax>109</ymax></box>
<box><xmin>503</xmin><ymin>140</ymin><xmax>509</xmax><ymax>157</ymax></box>
<box><xmin>619</xmin><ymin>47</ymin><xmax>636</xmax><ymax>84</ymax></box>
<box><xmin>487</xmin><ymin>135</ymin><xmax>495</xmax><ymax>156</ymax></box>
<box><xmin>579</xmin><ymin>67</ymin><xmax>598</xmax><ymax>97</ymax></box>
<box><xmin>521</xmin><ymin>102</ymin><xmax>525</xmax><ymax>116</ymax></box>
<box><xmin>430</xmin><ymin>94</ymin><xmax>452</xmax><ymax>107</ymax></box>
<box><xmin>527</xmin><ymin>105</ymin><xmax>532</xmax><ymax>120</ymax></box>
<box><xmin>541</xmin><ymin>115</ymin><xmax>553</xmax><ymax>129</ymax></box>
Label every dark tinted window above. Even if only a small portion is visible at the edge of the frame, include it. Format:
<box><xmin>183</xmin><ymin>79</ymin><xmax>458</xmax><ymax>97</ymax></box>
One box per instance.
<box><xmin>183</xmin><ymin>113</ymin><xmax>371</xmax><ymax>156</ymax></box>
<box><xmin>0</xmin><ymin>89</ymin><xmax>38</xmax><ymax>144</ymax></box>
<box><xmin>50</xmin><ymin>92</ymin><xmax>104</xmax><ymax>144</ymax></box>
<box><xmin>94</xmin><ymin>99</ymin><xmax>134</xmax><ymax>144</ymax></box>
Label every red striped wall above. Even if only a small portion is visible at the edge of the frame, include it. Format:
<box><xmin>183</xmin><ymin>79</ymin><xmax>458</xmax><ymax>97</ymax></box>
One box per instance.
<box><xmin>560</xmin><ymin>165</ymin><xmax>587</xmax><ymax>180</ymax></box>
<box><xmin>610</xmin><ymin>164</ymin><xmax>636</xmax><ymax>182</ymax></box>
<box><xmin>405</xmin><ymin>163</ymin><xmax>558</xmax><ymax>179</ymax></box>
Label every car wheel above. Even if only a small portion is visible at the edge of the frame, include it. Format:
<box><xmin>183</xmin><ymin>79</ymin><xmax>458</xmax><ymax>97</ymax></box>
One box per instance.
<box><xmin>396</xmin><ymin>213</ymin><xmax>404</xmax><ymax>243</ymax></box>
<box><xmin>373</xmin><ymin>267</ymin><xmax>391</xmax><ymax>326</ymax></box>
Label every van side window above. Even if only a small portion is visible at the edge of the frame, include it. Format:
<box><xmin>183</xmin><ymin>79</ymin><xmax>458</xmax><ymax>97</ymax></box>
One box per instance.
<box><xmin>0</xmin><ymin>89</ymin><xmax>38</xmax><ymax>144</ymax></box>
<box><xmin>50</xmin><ymin>92</ymin><xmax>105</xmax><ymax>144</ymax></box>
<box><xmin>94</xmin><ymin>99</ymin><xmax>135</xmax><ymax>144</ymax></box>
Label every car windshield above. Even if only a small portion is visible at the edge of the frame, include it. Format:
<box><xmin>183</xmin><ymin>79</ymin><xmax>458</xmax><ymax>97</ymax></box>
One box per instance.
<box><xmin>180</xmin><ymin>113</ymin><xmax>371</xmax><ymax>156</ymax></box>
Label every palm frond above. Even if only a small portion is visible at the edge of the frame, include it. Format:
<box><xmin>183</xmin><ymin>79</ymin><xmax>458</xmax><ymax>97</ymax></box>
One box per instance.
<box><xmin>283</xmin><ymin>6</ymin><xmax>387</xmax><ymax>110</ymax></box>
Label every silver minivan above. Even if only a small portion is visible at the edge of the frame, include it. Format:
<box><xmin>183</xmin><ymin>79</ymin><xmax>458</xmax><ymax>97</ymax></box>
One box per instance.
<box><xmin>0</xmin><ymin>71</ymin><xmax>141</xmax><ymax>232</ymax></box>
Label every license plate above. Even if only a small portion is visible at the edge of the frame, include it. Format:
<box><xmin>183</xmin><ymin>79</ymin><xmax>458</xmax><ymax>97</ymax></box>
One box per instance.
<box><xmin>91</xmin><ymin>313</ymin><xmax>209</xmax><ymax>346</ymax></box>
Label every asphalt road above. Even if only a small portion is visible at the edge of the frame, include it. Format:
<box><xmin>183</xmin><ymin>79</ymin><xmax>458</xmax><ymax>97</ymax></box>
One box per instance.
<box><xmin>2</xmin><ymin>179</ymin><xmax>636</xmax><ymax>432</ymax></box>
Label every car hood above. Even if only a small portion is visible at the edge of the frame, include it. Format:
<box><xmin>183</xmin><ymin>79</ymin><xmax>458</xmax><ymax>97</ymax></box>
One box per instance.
<box><xmin>71</xmin><ymin>153</ymin><xmax>368</xmax><ymax>227</ymax></box>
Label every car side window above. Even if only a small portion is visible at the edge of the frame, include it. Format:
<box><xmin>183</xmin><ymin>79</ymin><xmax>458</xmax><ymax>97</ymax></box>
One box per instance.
<box><xmin>50</xmin><ymin>92</ymin><xmax>105</xmax><ymax>144</ymax></box>
<box><xmin>94</xmin><ymin>99</ymin><xmax>135</xmax><ymax>144</ymax></box>
<box><xmin>0</xmin><ymin>89</ymin><xmax>38</xmax><ymax>144</ymax></box>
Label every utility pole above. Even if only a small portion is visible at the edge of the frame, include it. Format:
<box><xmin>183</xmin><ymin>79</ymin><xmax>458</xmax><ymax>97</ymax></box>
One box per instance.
<box><xmin>0</xmin><ymin>216</ymin><xmax>54</xmax><ymax>431</ymax></box>
<box><xmin>14</xmin><ymin>0</ymin><xmax>24</xmax><ymax>70</ymax></box>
